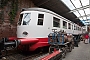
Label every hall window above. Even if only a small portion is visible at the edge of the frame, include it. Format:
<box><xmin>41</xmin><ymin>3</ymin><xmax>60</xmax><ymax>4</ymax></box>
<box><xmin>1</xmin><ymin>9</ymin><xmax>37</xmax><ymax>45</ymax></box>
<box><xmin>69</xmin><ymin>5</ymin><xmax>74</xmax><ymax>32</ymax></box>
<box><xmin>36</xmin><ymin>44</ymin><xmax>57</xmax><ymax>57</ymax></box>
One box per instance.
<box><xmin>53</xmin><ymin>17</ymin><xmax>60</xmax><ymax>27</ymax></box>
<box><xmin>37</xmin><ymin>14</ymin><xmax>44</xmax><ymax>25</ymax></box>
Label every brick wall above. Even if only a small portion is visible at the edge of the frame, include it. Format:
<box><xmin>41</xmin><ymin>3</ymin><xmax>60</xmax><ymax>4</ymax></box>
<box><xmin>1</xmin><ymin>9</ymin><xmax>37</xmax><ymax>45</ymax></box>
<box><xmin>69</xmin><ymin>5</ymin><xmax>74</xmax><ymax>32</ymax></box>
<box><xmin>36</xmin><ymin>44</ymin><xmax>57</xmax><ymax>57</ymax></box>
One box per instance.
<box><xmin>0</xmin><ymin>0</ymin><xmax>36</xmax><ymax>39</ymax></box>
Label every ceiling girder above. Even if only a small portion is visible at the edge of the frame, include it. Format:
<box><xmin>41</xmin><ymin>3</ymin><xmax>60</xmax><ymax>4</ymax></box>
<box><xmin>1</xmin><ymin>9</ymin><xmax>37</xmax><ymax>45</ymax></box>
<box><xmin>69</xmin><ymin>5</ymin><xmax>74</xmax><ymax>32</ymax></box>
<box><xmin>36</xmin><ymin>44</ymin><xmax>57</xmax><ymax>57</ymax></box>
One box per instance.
<box><xmin>69</xmin><ymin>5</ymin><xmax>90</xmax><ymax>13</ymax></box>
<box><xmin>32</xmin><ymin>0</ymin><xmax>85</xmax><ymax>26</ymax></box>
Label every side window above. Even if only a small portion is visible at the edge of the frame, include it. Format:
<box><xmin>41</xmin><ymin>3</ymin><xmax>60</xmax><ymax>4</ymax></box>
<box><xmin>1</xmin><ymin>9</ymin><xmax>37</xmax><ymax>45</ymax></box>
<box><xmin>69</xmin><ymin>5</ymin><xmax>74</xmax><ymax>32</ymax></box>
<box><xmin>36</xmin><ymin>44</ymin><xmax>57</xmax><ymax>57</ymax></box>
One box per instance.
<box><xmin>63</xmin><ymin>21</ymin><xmax>67</xmax><ymax>29</ymax></box>
<box><xmin>37</xmin><ymin>14</ymin><xmax>44</xmax><ymax>25</ymax></box>
<box><xmin>72</xmin><ymin>25</ymin><xmax>73</xmax><ymax>30</ymax></box>
<box><xmin>80</xmin><ymin>27</ymin><xmax>81</xmax><ymax>31</ymax></box>
<box><xmin>53</xmin><ymin>17</ymin><xmax>60</xmax><ymax>27</ymax></box>
<box><xmin>78</xmin><ymin>27</ymin><xmax>79</xmax><ymax>31</ymax></box>
<box><xmin>68</xmin><ymin>23</ymin><xmax>71</xmax><ymax>29</ymax></box>
<box><xmin>76</xmin><ymin>26</ymin><xmax>77</xmax><ymax>30</ymax></box>
<box><xmin>74</xmin><ymin>25</ymin><xmax>75</xmax><ymax>30</ymax></box>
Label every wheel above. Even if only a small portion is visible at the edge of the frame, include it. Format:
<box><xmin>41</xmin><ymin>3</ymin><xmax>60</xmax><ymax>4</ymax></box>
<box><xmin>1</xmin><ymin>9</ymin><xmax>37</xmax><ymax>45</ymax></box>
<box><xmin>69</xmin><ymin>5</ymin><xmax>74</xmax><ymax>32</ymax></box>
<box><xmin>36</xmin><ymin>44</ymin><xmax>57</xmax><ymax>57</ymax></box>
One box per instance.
<box><xmin>72</xmin><ymin>44</ymin><xmax>74</xmax><ymax>49</ymax></box>
<box><xmin>59</xmin><ymin>57</ymin><xmax>62</xmax><ymax>60</ymax></box>
<box><xmin>72</xmin><ymin>41</ymin><xmax>74</xmax><ymax>49</ymax></box>
<box><xmin>69</xmin><ymin>44</ymin><xmax>72</xmax><ymax>52</ymax></box>
<box><xmin>49</xmin><ymin>46</ymin><xmax>54</xmax><ymax>54</ymax></box>
<box><xmin>61</xmin><ymin>47</ymin><xmax>66</xmax><ymax>58</ymax></box>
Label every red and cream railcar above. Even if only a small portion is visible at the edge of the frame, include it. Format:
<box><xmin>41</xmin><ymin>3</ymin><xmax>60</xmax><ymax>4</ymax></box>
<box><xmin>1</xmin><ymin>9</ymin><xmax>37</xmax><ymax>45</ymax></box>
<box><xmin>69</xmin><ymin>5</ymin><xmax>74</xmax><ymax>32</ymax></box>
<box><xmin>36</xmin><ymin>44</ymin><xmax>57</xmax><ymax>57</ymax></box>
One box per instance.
<box><xmin>10</xmin><ymin>8</ymin><xmax>84</xmax><ymax>51</ymax></box>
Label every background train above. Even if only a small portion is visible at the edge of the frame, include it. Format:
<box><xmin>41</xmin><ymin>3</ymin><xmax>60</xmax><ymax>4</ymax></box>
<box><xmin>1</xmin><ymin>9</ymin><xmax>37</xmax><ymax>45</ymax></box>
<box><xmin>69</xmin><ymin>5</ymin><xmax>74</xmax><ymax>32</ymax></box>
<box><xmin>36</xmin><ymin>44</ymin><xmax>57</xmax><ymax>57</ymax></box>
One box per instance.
<box><xmin>0</xmin><ymin>8</ymin><xmax>86</xmax><ymax>52</ymax></box>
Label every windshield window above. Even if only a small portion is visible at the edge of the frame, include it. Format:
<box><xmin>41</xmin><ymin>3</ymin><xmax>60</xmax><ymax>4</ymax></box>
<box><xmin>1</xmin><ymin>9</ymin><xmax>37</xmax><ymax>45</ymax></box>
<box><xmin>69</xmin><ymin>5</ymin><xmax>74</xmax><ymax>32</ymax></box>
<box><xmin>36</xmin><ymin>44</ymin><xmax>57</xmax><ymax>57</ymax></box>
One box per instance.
<box><xmin>23</xmin><ymin>13</ymin><xmax>31</xmax><ymax>25</ymax></box>
<box><xmin>18</xmin><ymin>13</ymin><xmax>31</xmax><ymax>25</ymax></box>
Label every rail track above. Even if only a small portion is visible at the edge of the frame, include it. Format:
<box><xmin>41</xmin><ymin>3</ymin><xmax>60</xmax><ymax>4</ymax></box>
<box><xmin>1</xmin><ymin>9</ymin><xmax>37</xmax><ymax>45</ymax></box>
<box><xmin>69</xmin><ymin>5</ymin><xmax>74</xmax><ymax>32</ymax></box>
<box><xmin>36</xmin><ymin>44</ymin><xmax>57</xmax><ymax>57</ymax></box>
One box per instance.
<box><xmin>0</xmin><ymin>48</ymin><xmax>49</xmax><ymax>60</ymax></box>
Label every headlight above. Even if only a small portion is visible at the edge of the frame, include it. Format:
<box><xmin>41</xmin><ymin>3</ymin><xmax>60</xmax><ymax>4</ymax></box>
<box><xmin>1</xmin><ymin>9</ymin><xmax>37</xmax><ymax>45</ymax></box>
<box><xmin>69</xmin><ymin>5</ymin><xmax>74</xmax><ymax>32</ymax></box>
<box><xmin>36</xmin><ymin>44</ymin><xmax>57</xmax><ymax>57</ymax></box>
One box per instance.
<box><xmin>22</xmin><ymin>31</ymin><xmax>28</xmax><ymax>37</ymax></box>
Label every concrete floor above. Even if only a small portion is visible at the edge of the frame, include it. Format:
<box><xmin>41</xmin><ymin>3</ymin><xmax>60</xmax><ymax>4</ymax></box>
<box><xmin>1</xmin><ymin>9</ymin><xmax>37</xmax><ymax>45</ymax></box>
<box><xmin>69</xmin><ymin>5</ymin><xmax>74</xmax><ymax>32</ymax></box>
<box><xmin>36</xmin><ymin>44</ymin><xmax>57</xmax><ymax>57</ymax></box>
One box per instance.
<box><xmin>62</xmin><ymin>41</ymin><xmax>90</xmax><ymax>60</ymax></box>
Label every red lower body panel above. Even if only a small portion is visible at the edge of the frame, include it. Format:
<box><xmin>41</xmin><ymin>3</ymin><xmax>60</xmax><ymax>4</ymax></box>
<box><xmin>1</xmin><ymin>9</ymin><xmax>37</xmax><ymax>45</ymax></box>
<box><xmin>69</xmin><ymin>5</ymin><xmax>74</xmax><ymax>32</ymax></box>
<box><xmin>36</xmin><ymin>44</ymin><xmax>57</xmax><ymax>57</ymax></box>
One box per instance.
<box><xmin>9</xmin><ymin>37</ymin><xmax>50</xmax><ymax>51</ymax></box>
<box><xmin>29</xmin><ymin>38</ymin><xmax>50</xmax><ymax>51</ymax></box>
<box><xmin>19</xmin><ymin>38</ymin><xmax>39</xmax><ymax>45</ymax></box>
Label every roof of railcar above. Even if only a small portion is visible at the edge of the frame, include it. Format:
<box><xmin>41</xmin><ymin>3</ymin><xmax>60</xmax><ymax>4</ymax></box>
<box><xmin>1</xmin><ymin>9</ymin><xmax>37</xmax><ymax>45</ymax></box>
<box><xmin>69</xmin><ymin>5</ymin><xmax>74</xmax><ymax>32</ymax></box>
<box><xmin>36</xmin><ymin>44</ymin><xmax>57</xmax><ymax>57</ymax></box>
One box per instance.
<box><xmin>31</xmin><ymin>0</ymin><xmax>84</xmax><ymax>26</ymax></box>
<box><xmin>22</xmin><ymin>8</ymin><xmax>73</xmax><ymax>23</ymax></box>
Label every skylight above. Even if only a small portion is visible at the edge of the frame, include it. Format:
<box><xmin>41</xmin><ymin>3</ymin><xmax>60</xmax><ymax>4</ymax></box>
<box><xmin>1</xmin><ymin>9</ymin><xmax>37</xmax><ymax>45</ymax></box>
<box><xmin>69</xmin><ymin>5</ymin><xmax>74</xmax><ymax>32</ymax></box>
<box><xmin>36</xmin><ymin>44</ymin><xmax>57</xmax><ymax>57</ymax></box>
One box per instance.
<box><xmin>61</xmin><ymin>0</ymin><xmax>90</xmax><ymax>25</ymax></box>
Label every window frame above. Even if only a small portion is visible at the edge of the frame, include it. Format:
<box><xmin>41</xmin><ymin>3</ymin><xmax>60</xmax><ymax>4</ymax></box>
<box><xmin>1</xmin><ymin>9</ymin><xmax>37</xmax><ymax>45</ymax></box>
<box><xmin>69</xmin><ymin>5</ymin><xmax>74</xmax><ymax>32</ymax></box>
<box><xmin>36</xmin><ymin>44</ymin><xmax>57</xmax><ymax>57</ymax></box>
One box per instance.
<box><xmin>37</xmin><ymin>14</ymin><xmax>44</xmax><ymax>26</ymax></box>
<box><xmin>63</xmin><ymin>21</ymin><xmax>67</xmax><ymax>29</ymax></box>
<box><xmin>22</xmin><ymin>13</ymin><xmax>31</xmax><ymax>25</ymax></box>
<box><xmin>53</xmin><ymin>17</ymin><xmax>60</xmax><ymax>28</ymax></box>
<box><xmin>68</xmin><ymin>23</ymin><xmax>71</xmax><ymax>29</ymax></box>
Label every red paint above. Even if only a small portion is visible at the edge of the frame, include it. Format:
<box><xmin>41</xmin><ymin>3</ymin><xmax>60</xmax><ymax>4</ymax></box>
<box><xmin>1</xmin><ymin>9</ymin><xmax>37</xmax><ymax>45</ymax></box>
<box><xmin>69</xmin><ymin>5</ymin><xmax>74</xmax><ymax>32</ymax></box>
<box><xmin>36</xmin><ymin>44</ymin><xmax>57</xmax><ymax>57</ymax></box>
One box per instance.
<box><xmin>11</xmin><ymin>37</ymin><xmax>50</xmax><ymax>51</ymax></box>
<box><xmin>29</xmin><ymin>38</ymin><xmax>50</xmax><ymax>51</ymax></box>
<box><xmin>40</xmin><ymin>51</ymin><xmax>60</xmax><ymax>60</ymax></box>
<box><xmin>20</xmin><ymin>38</ymin><xmax>39</xmax><ymax>45</ymax></box>
<box><xmin>9</xmin><ymin>37</ymin><xmax>17</xmax><ymax>41</ymax></box>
